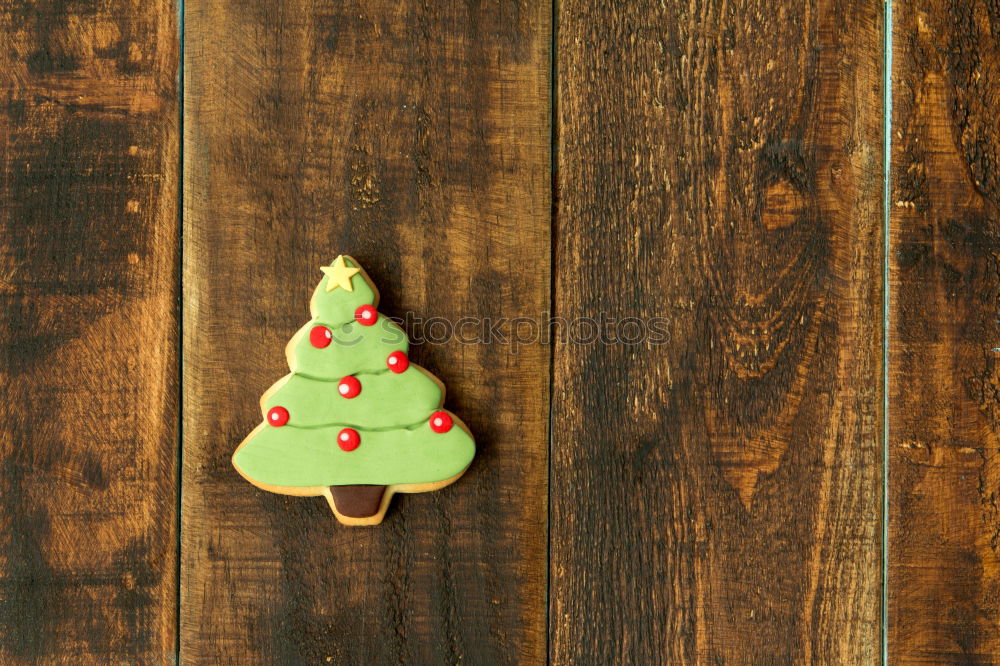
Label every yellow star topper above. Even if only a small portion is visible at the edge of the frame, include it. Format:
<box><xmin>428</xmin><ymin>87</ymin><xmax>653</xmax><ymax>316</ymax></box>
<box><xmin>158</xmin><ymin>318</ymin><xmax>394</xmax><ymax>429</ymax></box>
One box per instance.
<box><xmin>320</xmin><ymin>255</ymin><xmax>361</xmax><ymax>292</ymax></box>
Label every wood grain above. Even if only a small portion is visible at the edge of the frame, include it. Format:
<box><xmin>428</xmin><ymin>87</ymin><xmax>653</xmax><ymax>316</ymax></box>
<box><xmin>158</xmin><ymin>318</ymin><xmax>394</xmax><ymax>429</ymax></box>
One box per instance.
<box><xmin>182</xmin><ymin>0</ymin><xmax>549</xmax><ymax>662</ymax></box>
<box><xmin>552</xmin><ymin>0</ymin><xmax>883</xmax><ymax>662</ymax></box>
<box><xmin>0</xmin><ymin>1</ymin><xmax>179</xmax><ymax>663</ymax></box>
<box><xmin>889</xmin><ymin>1</ymin><xmax>1000</xmax><ymax>662</ymax></box>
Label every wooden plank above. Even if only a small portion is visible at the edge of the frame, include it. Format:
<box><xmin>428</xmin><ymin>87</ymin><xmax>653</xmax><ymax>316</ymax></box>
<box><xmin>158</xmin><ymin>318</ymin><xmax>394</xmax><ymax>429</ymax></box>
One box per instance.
<box><xmin>889</xmin><ymin>1</ymin><xmax>1000</xmax><ymax>662</ymax></box>
<box><xmin>551</xmin><ymin>0</ymin><xmax>883</xmax><ymax>661</ymax></box>
<box><xmin>0</xmin><ymin>1</ymin><xmax>180</xmax><ymax>663</ymax></box>
<box><xmin>181</xmin><ymin>1</ymin><xmax>549</xmax><ymax>662</ymax></box>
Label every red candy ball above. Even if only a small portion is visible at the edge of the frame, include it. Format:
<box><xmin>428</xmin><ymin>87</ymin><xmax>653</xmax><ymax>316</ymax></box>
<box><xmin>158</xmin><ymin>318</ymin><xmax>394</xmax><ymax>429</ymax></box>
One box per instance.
<box><xmin>267</xmin><ymin>406</ymin><xmax>289</xmax><ymax>427</ymax></box>
<box><xmin>429</xmin><ymin>411</ymin><xmax>453</xmax><ymax>433</ymax></box>
<box><xmin>310</xmin><ymin>325</ymin><xmax>333</xmax><ymax>348</ymax></box>
<box><xmin>354</xmin><ymin>305</ymin><xmax>378</xmax><ymax>326</ymax></box>
<box><xmin>338</xmin><ymin>376</ymin><xmax>361</xmax><ymax>399</ymax></box>
<box><xmin>386</xmin><ymin>350</ymin><xmax>409</xmax><ymax>373</ymax></box>
<box><xmin>337</xmin><ymin>427</ymin><xmax>360</xmax><ymax>452</ymax></box>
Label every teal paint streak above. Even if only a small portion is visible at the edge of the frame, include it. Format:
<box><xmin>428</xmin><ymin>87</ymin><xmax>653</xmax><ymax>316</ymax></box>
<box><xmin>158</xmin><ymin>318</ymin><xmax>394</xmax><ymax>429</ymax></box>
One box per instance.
<box><xmin>882</xmin><ymin>0</ymin><xmax>893</xmax><ymax>664</ymax></box>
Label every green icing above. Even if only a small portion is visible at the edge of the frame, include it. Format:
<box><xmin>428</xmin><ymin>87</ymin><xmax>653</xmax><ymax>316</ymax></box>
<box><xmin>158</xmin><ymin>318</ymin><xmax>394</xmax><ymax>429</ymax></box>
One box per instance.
<box><xmin>309</xmin><ymin>256</ymin><xmax>378</xmax><ymax>325</ymax></box>
<box><xmin>289</xmin><ymin>315</ymin><xmax>407</xmax><ymax>378</ymax></box>
<box><xmin>263</xmin><ymin>368</ymin><xmax>443</xmax><ymax>429</ymax></box>
<box><xmin>233</xmin><ymin>416</ymin><xmax>475</xmax><ymax>487</ymax></box>
<box><xmin>236</xmin><ymin>255</ymin><xmax>476</xmax><ymax>490</ymax></box>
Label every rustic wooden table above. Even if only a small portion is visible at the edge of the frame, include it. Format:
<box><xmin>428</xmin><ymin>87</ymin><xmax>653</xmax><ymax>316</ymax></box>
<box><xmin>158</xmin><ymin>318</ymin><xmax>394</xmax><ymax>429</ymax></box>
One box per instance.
<box><xmin>1</xmin><ymin>0</ymin><xmax>997</xmax><ymax>663</ymax></box>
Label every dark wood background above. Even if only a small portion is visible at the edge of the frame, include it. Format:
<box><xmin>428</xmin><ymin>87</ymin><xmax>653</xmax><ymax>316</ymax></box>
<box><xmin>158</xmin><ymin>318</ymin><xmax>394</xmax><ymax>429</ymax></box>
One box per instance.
<box><xmin>0</xmin><ymin>0</ymin><xmax>996</xmax><ymax>663</ymax></box>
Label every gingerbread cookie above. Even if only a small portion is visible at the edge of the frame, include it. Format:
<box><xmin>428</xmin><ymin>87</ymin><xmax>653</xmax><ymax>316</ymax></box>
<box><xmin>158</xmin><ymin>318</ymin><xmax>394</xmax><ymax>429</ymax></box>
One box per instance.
<box><xmin>232</xmin><ymin>255</ymin><xmax>476</xmax><ymax>525</ymax></box>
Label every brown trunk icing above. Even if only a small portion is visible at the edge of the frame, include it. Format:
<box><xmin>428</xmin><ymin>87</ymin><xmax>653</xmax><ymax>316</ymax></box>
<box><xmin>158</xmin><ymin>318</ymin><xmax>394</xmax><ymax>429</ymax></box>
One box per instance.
<box><xmin>329</xmin><ymin>485</ymin><xmax>387</xmax><ymax>518</ymax></box>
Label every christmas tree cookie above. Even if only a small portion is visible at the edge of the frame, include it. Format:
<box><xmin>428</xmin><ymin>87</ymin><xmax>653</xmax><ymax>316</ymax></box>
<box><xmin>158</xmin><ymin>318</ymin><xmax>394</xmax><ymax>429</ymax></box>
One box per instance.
<box><xmin>232</xmin><ymin>256</ymin><xmax>476</xmax><ymax>526</ymax></box>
